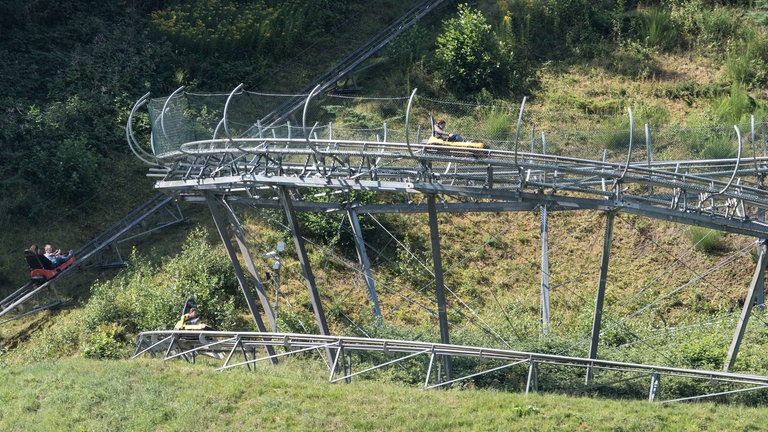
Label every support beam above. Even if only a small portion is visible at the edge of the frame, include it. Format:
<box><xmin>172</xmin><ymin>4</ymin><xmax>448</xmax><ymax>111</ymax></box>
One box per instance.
<box><xmin>218</xmin><ymin>197</ymin><xmax>276</xmax><ymax>330</ymax></box>
<box><xmin>427</xmin><ymin>194</ymin><xmax>452</xmax><ymax>380</ymax></box>
<box><xmin>725</xmin><ymin>239</ymin><xmax>767</xmax><ymax>372</ymax></box>
<box><xmin>540</xmin><ymin>205</ymin><xmax>550</xmax><ymax>335</ymax></box>
<box><xmin>347</xmin><ymin>208</ymin><xmax>382</xmax><ymax>321</ymax></box>
<box><xmin>278</xmin><ymin>187</ymin><xmax>330</xmax><ymax>336</ymax></box>
<box><xmin>648</xmin><ymin>372</ymin><xmax>661</xmax><ymax>402</ymax></box>
<box><xmin>205</xmin><ymin>193</ymin><xmax>277</xmax><ymax>361</ymax></box>
<box><xmin>758</xmin><ymin>178</ymin><xmax>765</xmax><ymax>311</ymax></box>
<box><xmin>586</xmin><ymin>210</ymin><xmax>616</xmax><ymax>383</ymax></box>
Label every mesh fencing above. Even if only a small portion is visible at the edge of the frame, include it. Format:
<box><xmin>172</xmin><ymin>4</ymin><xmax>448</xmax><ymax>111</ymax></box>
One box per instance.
<box><xmin>146</xmin><ymin>89</ymin><xmax>768</xmax><ymax>163</ymax></box>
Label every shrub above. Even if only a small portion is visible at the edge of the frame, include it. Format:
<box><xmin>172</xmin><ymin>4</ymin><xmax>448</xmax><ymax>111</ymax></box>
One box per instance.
<box><xmin>684</xmin><ymin>125</ymin><xmax>738</xmax><ymax>158</ymax></box>
<box><xmin>435</xmin><ymin>4</ymin><xmax>497</xmax><ymax>95</ymax></box>
<box><xmin>82</xmin><ymin>323</ymin><xmax>127</xmax><ymax>360</ymax></box>
<box><xmin>714</xmin><ymin>83</ymin><xmax>756</xmax><ymax>124</ymax></box>
<box><xmin>150</xmin><ymin>0</ymin><xmax>347</xmax><ymax>58</ymax></box>
<box><xmin>686</xmin><ymin>227</ymin><xmax>726</xmax><ymax>254</ymax></box>
<box><xmin>482</xmin><ymin>105</ymin><xmax>514</xmax><ymax>142</ymax></box>
<box><xmin>639</xmin><ymin>8</ymin><xmax>679</xmax><ymax>51</ymax></box>
<box><xmin>700</xmin><ymin>138</ymin><xmax>737</xmax><ymax>159</ymax></box>
<box><xmin>33</xmin><ymin>136</ymin><xmax>100</xmax><ymax>203</ymax></box>
<box><xmin>80</xmin><ymin>227</ymin><xmax>246</xmax><ymax>344</ymax></box>
<box><xmin>297</xmin><ymin>189</ymin><xmax>382</xmax><ymax>254</ymax></box>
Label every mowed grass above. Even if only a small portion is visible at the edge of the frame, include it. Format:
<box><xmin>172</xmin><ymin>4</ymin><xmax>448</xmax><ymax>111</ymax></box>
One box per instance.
<box><xmin>1</xmin><ymin>356</ymin><xmax>767</xmax><ymax>431</ymax></box>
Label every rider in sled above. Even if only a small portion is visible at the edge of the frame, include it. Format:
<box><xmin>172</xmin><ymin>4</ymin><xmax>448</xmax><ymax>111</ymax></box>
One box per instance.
<box><xmin>174</xmin><ymin>298</ymin><xmax>216</xmax><ymax>331</ymax></box>
<box><xmin>433</xmin><ymin>119</ymin><xmax>464</xmax><ymax>142</ymax></box>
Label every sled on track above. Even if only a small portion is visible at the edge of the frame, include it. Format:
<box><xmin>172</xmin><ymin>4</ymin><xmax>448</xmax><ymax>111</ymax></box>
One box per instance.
<box><xmin>174</xmin><ymin>298</ymin><xmax>217</xmax><ymax>331</ymax></box>
<box><xmin>23</xmin><ymin>249</ymin><xmax>76</xmax><ymax>283</ymax></box>
<box><xmin>423</xmin><ymin>135</ymin><xmax>489</xmax><ymax>158</ymax></box>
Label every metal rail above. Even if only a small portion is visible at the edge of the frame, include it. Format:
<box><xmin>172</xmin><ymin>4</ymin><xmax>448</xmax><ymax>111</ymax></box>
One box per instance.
<box><xmin>136</xmin><ymin>133</ymin><xmax>768</xmax><ymax>238</ymax></box>
<box><xmin>1</xmin><ymin>193</ymin><xmax>187</xmax><ymax>323</ymax></box>
<box><xmin>257</xmin><ymin>0</ymin><xmax>447</xmax><ymax>127</ymax></box>
<box><xmin>133</xmin><ymin>331</ymin><xmax>768</xmax><ymax>403</ymax></box>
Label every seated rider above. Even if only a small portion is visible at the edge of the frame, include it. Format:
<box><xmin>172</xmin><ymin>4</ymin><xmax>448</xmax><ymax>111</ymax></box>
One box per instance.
<box><xmin>433</xmin><ymin>119</ymin><xmax>464</xmax><ymax>142</ymax></box>
<box><xmin>174</xmin><ymin>307</ymin><xmax>201</xmax><ymax>329</ymax></box>
<box><xmin>29</xmin><ymin>244</ymin><xmax>55</xmax><ymax>270</ymax></box>
<box><xmin>183</xmin><ymin>307</ymin><xmax>200</xmax><ymax>325</ymax></box>
<box><xmin>44</xmin><ymin>244</ymin><xmax>73</xmax><ymax>267</ymax></box>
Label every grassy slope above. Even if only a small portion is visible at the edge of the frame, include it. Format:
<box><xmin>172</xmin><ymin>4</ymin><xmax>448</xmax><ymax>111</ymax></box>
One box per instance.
<box><xmin>2</xmin><ymin>357</ymin><xmax>768</xmax><ymax>431</ymax></box>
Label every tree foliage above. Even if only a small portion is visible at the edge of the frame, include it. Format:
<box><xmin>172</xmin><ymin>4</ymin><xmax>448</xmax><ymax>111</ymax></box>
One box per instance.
<box><xmin>150</xmin><ymin>0</ymin><xmax>346</xmax><ymax>58</ymax></box>
<box><xmin>435</xmin><ymin>4</ymin><xmax>497</xmax><ymax>95</ymax></box>
<box><xmin>82</xmin><ymin>227</ymin><xmax>245</xmax><ymax>335</ymax></box>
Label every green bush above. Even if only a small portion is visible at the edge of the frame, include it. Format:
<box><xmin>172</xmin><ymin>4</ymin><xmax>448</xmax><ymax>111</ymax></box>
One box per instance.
<box><xmin>639</xmin><ymin>8</ymin><xmax>679</xmax><ymax>51</ymax></box>
<box><xmin>714</xmin><ymin>83</ymin><xmax>756</xmax><ymax>124</ymax></box>
<box><xmin>81</xmin><ymin>226</ymin><xmax>246</xmax><ymax>336</ymax></box>
<box><xmin>435</xmin><ymin>4</ymin><xmax>497</xmax><ymax>95</ymax></box>
<box><xmin>608</xmin><ymin>40</ymin><xmax>660</xmax><ymax>80</ymax></box>
<box><xmin>150</xmin><ymin>0</ymin><xmax>346</xmax><ymax>58</ymax></box>
<box><xmin>700</xmin><ymin>138</ymin><xmax>737</xmax><ymax>159</ymax></box>
<box><xmin>686</xmin><ymin>227</ymin><xmax>726</xmax><ymax>254</ymax></box>
<box><xmin>297</xmin><ymin>189</ymin><xmax>382</xmax><ymax>254</ymax></box>
<box><xmin>671</xmin><ymin>2</ymin><xmax>742</xmax><ymax>55</ymax></box>
<box><xmin>5</xmin><ymin>226</ymin><xmax>252</xmax><ymax>364</ymax></box>
<box><xmin>33</xmin><ymin>136</ymin><xmax>100</xmax><ymax>203</ymax></box>
<box><xmin>684</xmin><ymin>125</ymin><xmax>738</xmax><ymax>158</ymax></box>
<box><xmin>82</xmin><ymin>323</ymin><xmax>127</xmax><ymax>360</ymax></box>
<box><xmin>482</xmin><ymin>105</ymin><xmax>515</xmax><ymax>142</ymax></box>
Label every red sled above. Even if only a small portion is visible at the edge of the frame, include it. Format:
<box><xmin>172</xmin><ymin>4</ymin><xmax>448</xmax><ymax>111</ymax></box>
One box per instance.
<box><xmin>24</xmin><ymin>249</ymin><xmax>76</xmax><ymax>282</ymax></box>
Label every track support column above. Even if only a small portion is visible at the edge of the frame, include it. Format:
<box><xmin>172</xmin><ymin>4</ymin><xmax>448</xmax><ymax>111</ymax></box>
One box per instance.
<box><xmin>278</xmin><ymin>187</ymin><xmax>331</xmax><ymax>337</ymax></box>
<box><xmin>217</xmin><ymin>197</ymin><xmax>276</xmax><ymax>330</ymax></box>
<box><xmin>725</xmin><ymin>239</ymin><xmax>767</xmax><ymax>371</ymax></box>
<box><xmin>540</xmin><ymin>205</ymin><xmax>550</xmax><ymax>335</ymax></box>
<box><xmin>427</xmin><ymin>194</ymin><xmax>451</xmax><ymax>380</ymax></box>
<box><xmin>586</xmin><ymin>210</ymin><xmax>615</xmax><ymax>383</ymax></box>
<box><xmin>347</xmin><ymin>208</ymin><xmax>382</xmax><ymax>321</ymax></box>
<box><xmin>205</xmin><ymin>193</ymin><xmax>277</xmax><ymax>361</ymax></box>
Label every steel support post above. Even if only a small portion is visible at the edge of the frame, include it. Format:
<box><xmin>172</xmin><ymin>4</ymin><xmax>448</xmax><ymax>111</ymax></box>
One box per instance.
<box><xmin>725</xmin><ymin>239</ymin><xmax>767</xmax><ymax>371</ymax></box>
<box><xmin>540</xmin><ymin>205</ymin><xmax>550</xmax><ymax>335</ymax></box>
<box><xmin>427</xmin><ymin>194</ymin><xmax>452</xmax><ymax>381</ymax></box>
<box><xmin>759</xmin><ymin>243</ymin><xmax>766</xmax><ymax>312</ymax></box>
<box><xmin>278</xmin><ymin>186</ymin><xmax>331</xmax><ymax>337</ymax></box>
<box><xmin>206</xmin><ymin>194</ymin><xmax>277</xmax><ymax>361</ymax></box>
<box><xmin>645</xmin><ymin>123</ymin><xmax>654</xmax><ymax>196</ymax></box>
<box><xmin>758</xmin><ymin>175</ymin><xmax>765</xmax><ymax>310</ymax></box>
<box><xmin>218</xmin><ymin>196</ymin><xmax>276</xmax><ymax>330</ymax></box>
<box><xmin>648</xmin><ymin>372</ymin><xmax>661</xmax><ymax>402</ymax></box>
<box><xmin>586</xmin><ymin>211</ymin><xmax>616</xmax><ymax>384</ymax></box>
<box><xmin>347</xmin><ymin>208</ymin><xmax>382</xmax><ymax>321</ymax></box>
<box><xmin>525</xmin><ymin>358</ymin><xmax>538</xmax><ymax>395</ymax></box>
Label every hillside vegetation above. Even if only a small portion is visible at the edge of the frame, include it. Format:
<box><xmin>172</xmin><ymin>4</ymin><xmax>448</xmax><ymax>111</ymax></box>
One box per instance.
<box><xmin>3</xmin><ymin>358</ymin><xmax>768</xmax><ymax>431</ymax></box>
<box><xmin>3</xmin><ymin>0</ymin><xmax>768</xmax><ymax>422</ymax></box>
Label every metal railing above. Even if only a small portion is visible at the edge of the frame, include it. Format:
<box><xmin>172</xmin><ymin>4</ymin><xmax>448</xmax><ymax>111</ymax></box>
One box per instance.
<box><xmin>133</xmin><ymin>330</ymin><xmax>768</xmax><ymax>403</ymax></box>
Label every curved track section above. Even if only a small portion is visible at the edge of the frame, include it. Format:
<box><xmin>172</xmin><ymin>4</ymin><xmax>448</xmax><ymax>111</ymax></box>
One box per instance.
<box><xmin>128</xmin><ymin>89</ymin><xmax>768</xmax><ymax>238</ymax></box>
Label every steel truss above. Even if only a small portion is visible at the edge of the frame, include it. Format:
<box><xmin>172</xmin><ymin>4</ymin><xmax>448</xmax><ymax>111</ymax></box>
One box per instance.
<box><xmin>127</xmin><ymin>87</ymin><xmax>768</xmax><ymax>390</ymax></box>
<box><xmin>133</xmin><ymin>331</ymin><xmax>768</xmax><ymax>403</ymax></box>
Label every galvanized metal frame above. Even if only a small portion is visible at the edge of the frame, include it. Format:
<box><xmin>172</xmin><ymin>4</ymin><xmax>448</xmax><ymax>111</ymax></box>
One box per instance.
<box><xmin>133</xmin><ymin>331</ymin><xmax>768</xmax><ymax>403</ymax></box>
<box><xmin>125</xmin><ymin>83</ymin><xmax>768</xmax><ymax>395</ymax></box>
<box><xmin>347</xmin><ymin>208</ymin><xmax>382</xmax><ymax>320</ymax></box>
<box><xmin>277</xmin><ymin>186</ymin><xmax>331</xmax><ymax>338</ymax></box>
<box><xmin>586</xmin><ymin>210</ymin><xmax>616</xmax><ymax>383</ymax></box>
